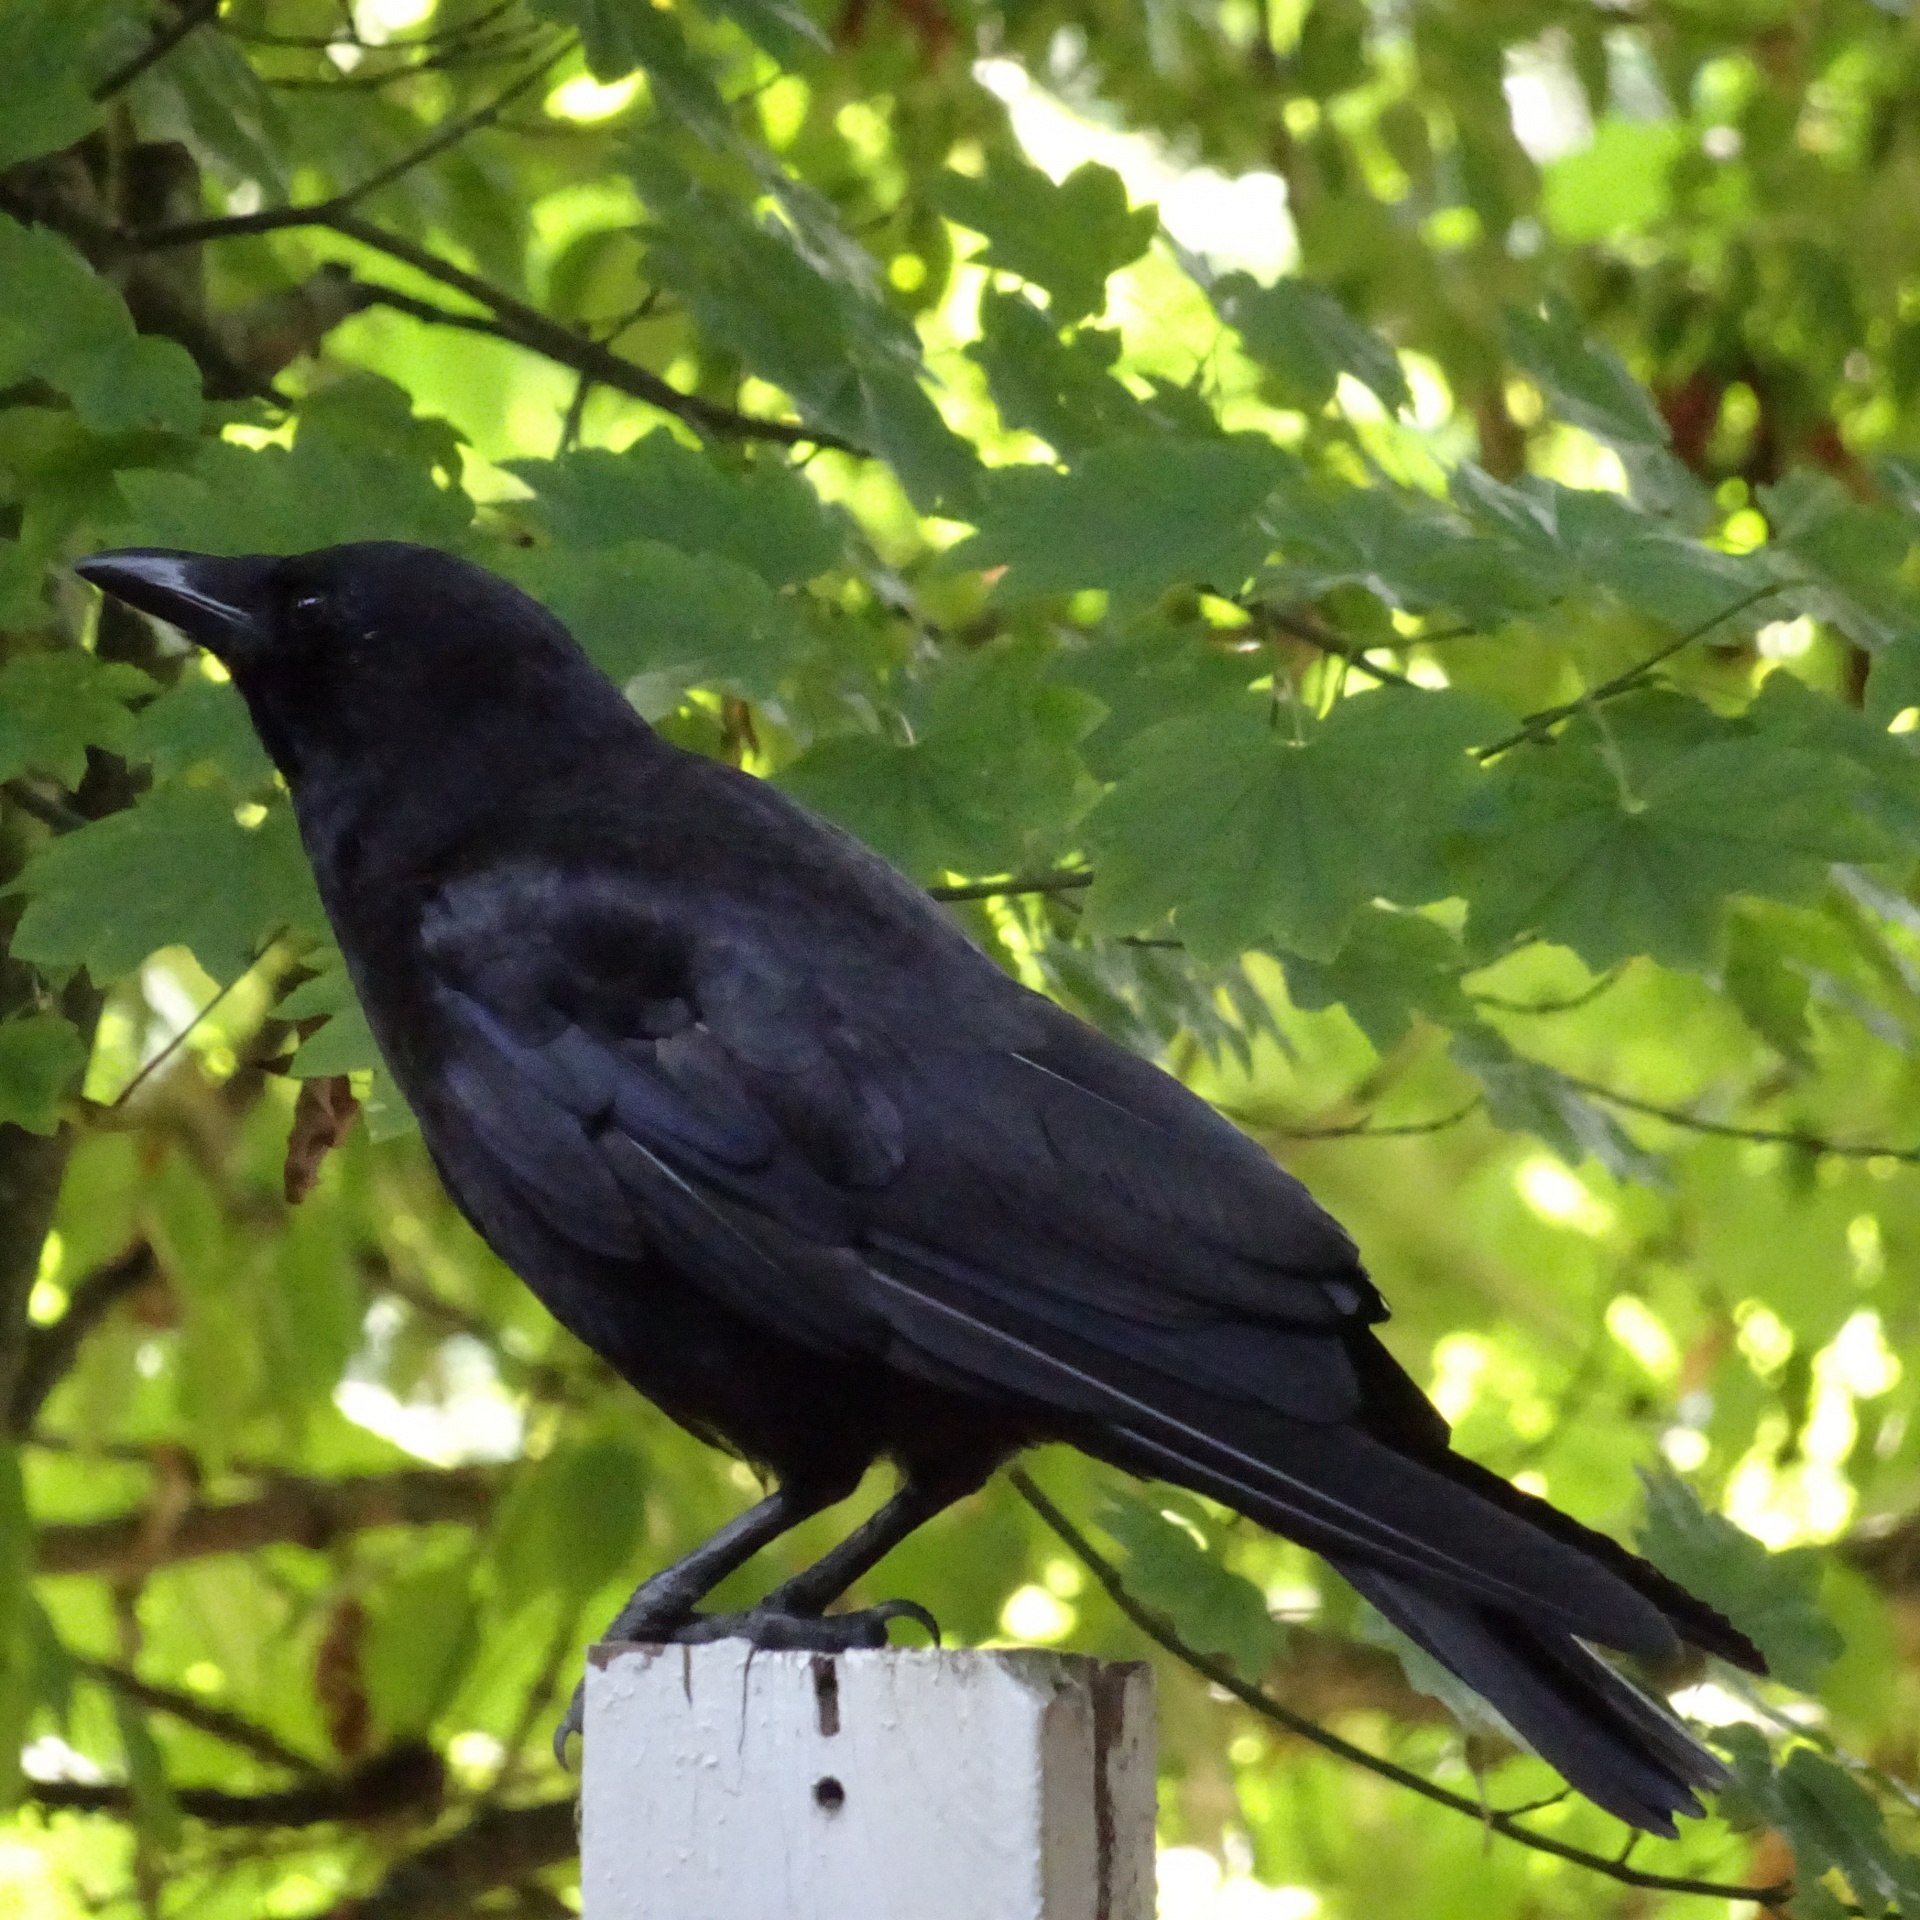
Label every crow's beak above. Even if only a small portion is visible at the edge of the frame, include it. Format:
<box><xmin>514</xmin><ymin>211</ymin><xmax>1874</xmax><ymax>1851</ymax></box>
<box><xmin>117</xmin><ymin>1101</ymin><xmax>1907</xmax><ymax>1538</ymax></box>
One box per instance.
<box><xmin>74</xmin><ymin>548</ymin><xmax>278</xmax><ymax>663</ymax></box>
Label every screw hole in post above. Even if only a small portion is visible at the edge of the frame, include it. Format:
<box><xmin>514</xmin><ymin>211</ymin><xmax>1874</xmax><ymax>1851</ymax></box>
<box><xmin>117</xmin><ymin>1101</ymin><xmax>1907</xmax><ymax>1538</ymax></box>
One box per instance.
<box><xmin>813</xmin><ymin>1775</ymin><xmax>846</xmax><ymax>1813</ymax></box>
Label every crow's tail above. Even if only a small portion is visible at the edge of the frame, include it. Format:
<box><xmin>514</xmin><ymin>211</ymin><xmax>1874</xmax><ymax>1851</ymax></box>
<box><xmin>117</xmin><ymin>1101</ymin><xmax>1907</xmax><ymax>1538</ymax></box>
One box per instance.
<box><xmin>1335</xmin><ymin>1558</ymin><xmax>1728</xmax><ymax>1836</ymax></box>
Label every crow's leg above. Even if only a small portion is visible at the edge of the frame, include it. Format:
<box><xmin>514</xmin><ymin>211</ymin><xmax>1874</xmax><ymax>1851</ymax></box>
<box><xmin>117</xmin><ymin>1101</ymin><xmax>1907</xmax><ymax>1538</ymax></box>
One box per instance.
<box><xmin>601</xmin><ymin>1485</ymin><xmax>826</xmax><ymax>1639</ymax></box>
<box><xmin>555</xmin><ymin>1480</ymin><xmax>838</xmax><ymax>1761</ymax></box>
<box><xmin>671</xmin><ymin>1474</ymin><xmax>960</xmax><ymax>1651</ymax></box>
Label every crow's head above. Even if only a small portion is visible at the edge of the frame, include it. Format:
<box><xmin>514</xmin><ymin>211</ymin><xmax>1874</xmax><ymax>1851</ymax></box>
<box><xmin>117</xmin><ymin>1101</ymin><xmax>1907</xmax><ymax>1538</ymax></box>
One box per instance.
<box><xmin>75</xmin><ymin>542</ymin><xmax>600</xmax><ymax>783</ymax></box>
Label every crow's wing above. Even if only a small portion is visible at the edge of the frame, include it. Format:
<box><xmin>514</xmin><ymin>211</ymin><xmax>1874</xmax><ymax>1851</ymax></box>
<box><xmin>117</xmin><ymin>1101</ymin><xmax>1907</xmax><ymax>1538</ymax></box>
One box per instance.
<box><xmin>418</xmin><ymin>856</ymin><xmax>1683</xmax><ymax>1654</ymax></box>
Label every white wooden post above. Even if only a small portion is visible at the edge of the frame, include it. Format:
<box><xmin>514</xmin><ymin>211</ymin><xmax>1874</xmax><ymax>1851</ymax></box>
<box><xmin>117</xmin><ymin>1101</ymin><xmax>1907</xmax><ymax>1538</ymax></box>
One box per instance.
<box><xmin>580</xmin><ymin>1643</ymin><xmax>1156</xmax><ymax>1920</ymax></box>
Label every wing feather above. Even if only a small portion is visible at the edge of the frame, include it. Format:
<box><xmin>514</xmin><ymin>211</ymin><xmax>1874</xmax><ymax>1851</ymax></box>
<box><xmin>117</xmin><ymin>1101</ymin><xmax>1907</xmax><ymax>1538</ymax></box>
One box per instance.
<box><xmin>417</xmin><ymin>860</ymin><xmax>1687</xmax><ymax>1654</ymax></box>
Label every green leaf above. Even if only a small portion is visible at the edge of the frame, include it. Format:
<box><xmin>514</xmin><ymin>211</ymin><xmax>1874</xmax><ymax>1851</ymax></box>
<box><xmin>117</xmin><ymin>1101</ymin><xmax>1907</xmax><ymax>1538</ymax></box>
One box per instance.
<box><xmin>935</xmin><ymin>155</ymin><xmax>1154</xmax><ymax>327</ymax></box>
<box><xmin>1742</xmin><ymin>670</ymin><xmax>1920</xmax><ymax>848</ymax></box>
<box><xmin>0</xmin><ymin>1013</ymin><xmax>87</xmax><ymax>1134</ymax></box>
<box><xmin>113</xmin><ymin>1698</ymin><xmax>182</xmax><ymax>1850</ymax></box>
<box><xmin>490</xmin><ymin>1436</ymin><xmax>650</xmax><ymax>1609</ymax></box>
<box><xmin>1501</xmin><ymin>295</ymin><xmax>1669</xmax><ymax>451</ymax></box>
<box><xmin>1721</xmin><ymin>903</ymin><xmax>1814</xmax><ymax>1066</ymax></box>
<box><xmin>0</xmin><ymin>1448</ymin><xmax>32</xmax><ymax>1803</ymax></box>
<box><xmin>1541</xmin><ymin>117</ymin><xmax>1686</xmax><ymax>244</ymax></box>
<box><xmin>1455</xmin><ymin>700</ymin><xmax>1890</xmax><ymax>971</ymax></box>
<box><xmin>528</xmin><ymin>0</ymin><xmax>659</xmax><ymax>79</ymax></box>
<box><xmin>1099</xmin><ymin>1490</ymin><xmax>1280</xmax><ymax>1681</ymax></box>
<box><xmin>0</xmin><ymin>652</ymin><xmax>151</xmax><ymax>787</ymax></box>
<box><xmin>638</xmin><ymin>170</ymin><xmax>979</xmax><ymax>511</ymax></box>
<box><xmin>547</xmin><ymin>0</ymin><xmax>825</xmax><ymax>66</ymax></box>
<box><xmin>1638</xmin><ymin>1472</ymin><xmax>1842</xmax><ymax>1689</ymax></box>
<box><xmin>954</xmin><ymin>436</ymin><xmax>1293</xmax><ymax>605</ymax></box>
<box><xmin>0</xmin><ymin>216</ymin><xmax>201</xmax><ymax>435</ymax></box>
<box><xmin>0</xmin><ymin>0</ymin><xmax>106</xmax><ymax>171</ymax></box>
<box><xmin>365</xmin><ymin>1557</ymin><xmax>480</xmax><ymax>1742</ymax></box>
<box><xmin>109</xmin><ymin>392</ymin><xmax>472</xmax><ymax>555</ymax></box>
<box><xmin>1214</xmin><ymin>271</ymin><xmax>1410</xmax><ymax>414</ymax></box>
<box><xmin>1451</xmin><ymin>470</ymin><xmax>1764</xmax><ymax>629</ymax></box>
<box><xmin>1720</xmin><ymin>1727</ymin><xmax>1920</xmax><ymax>1912</ymax></box>
<box><xmin>9</xmin><ymin>785</ymin><xmax>326</xmax><ymax>983</ymax></box>
<box><xmin>130</xmin><ymin>673</ymin><xmax>275</xmax><ymax>793</ymax></box>
<box><xmin>505</xmin><ymin>539</ymin><xmax>810</xmax><ymax>706</ymax></box>
<box><xmin>289</xmin><ymin>1003</ymin><xmax>382</xmax><ymax>1080</ymax></box>
<box><xmin>780</xmin><ymin>642</ymin><xmax>1103</xmax><ymax>878</ymax></box>
<box><xmin>1056</xmin><ymin>622</ymin><xmax>1263</xmax><ymax>780</ymax></box>
<box><xmin>1448</xmin><ymin>1025</ymin><xmax>1663</xmax><ymax>1184</ymax></box>
<box><xmin>702</xmin><ymin>0</ymin><xmax>828</xmax><ymax>60</ymax></box>
<box><xmin>969</xmin><ymin>291</ymin><xmax>1164</xmax><ymax>456</ymax></box>
<box><xmin>1282</xmin><ymin>907</ymin><xmax>1472</xmax><ymax>1050</ymax></box>
<box><xmin>1084</xmin><ymin>688</ymin><xmax>1498</xmax><ymax>962</ymax></box>
<box><xmin>1260</xmin><ymin>473</ymin><xmax>1557</xmax><ymax>625</ymax></box>
<box><xmin>505</xmin><ymin>433</ymin><xmax>844</xmax><ymax>587</ymax></box>
<box><xmin>1764</xmin><ymin>471</ymin><xmax>1920</xmax><ymax>656</ymax></box>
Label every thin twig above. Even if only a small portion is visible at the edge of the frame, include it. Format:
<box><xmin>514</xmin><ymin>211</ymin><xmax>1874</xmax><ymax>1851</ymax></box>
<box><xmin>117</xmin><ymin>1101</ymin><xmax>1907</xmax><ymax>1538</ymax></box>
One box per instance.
<box><xmin>327</xmin><ymin>41</ymin><xmax>570</xmax><ymax>208</ymax></box>
<box><xmin>1266</xmin><ymin>1097</ymin><xmax>1484</xmax><ymax>1141</ymax></box>
<box><xmin>107</xmin><ymin>967</ymin><xmax>254</xmax><ymax>1110</ymax></box>
<box><xmin>1010</xmin><ymin>1468</ymin><xmax>1789</xmax><ymax>1907</ymax></box>
<box><xmin>93</xmin><ymin>0</ymin><xmax>223</xmax><ymax>103</ymax></box>
<box><xmin>1469</xmin><ymin>968</ymin><xmax>1626</xmax><ymax>1017</ymax></box>
<box><xmin>265</xmin><ymin>36</ymin><xmax>547</xmax><ymax>89</ymax></box>
<box><xmin>1475</xmin><ymin>581</ymin><xmax>1798</xmax><ymax>762</ymax></box>
<box><xmin>236</xmin><ymin>0</ymin><xmax>518</xmax><ymax>49</ymax></box>
<box><xmin>126</xmin><ymin>41</ymin><xmax>569</xmax><ymax>248</ymax></box>
<box><xmin>1245</xmin><ymin>601</ymin><xmax>1423</xmax><ymax>693</ymax></box>
<box><xmin>1558</xmin><ymin>1073</ymin><xmax>1920</xmax><ymax>1162</ymax></box>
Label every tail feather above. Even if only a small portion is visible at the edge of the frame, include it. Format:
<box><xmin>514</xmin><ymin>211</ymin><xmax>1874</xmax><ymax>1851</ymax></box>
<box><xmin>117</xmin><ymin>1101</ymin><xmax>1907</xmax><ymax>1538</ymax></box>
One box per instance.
<box><xmin>1340</xmin><ymin>1561</ymin><xmax>1729</xmax><ymax>1836</ymax></box>
<box><xmin>1107</xmin><ymin>1418</ymin><xmax>1690</xmax><ymax>1658</ymax></box>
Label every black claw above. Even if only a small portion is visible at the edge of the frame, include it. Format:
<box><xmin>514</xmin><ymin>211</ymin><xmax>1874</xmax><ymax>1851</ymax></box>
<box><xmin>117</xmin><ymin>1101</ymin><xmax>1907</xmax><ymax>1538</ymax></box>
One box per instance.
<box><xmin>866</xmin><ymin>1597</ymin><xmax>942</xmax><ymax>1645</ymax></box>
<box><xmin>553</xmin><ymin>1684</ymin><xmax>586</xmax><ymax>1768</ymax></box>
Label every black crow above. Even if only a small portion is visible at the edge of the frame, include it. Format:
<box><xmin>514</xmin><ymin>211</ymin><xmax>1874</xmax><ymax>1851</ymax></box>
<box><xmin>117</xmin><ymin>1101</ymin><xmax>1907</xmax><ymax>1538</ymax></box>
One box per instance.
<box><xmin>76</xmin><ymin>541</ymin><xmax>1762</xmax><ymax>1831</ymax></box>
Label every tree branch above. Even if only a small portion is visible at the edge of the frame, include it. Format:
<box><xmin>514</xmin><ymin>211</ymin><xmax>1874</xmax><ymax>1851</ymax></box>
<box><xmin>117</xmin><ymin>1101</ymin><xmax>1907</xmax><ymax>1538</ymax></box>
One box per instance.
<box><xmin>310</xmin><ymin>1798</ymin><xmax>577</xmax><ymax>1919</ymax></box>
<box><xmin>101</xmin><ymin>40</ymin><xmax>860</xmax><ymax>453</ymax></box>
<box><xmin>36</xmin><ymin>1467</ymin><xmax>503</xmax><ymax>1578</ymax></box>
<box><xmin>10</xmin><ymin>1241</ymin><xmax>157</xmax><ymax>1434</ymax></box>
<box><xmin>27</xmin><ymin>1740</ymin><xmax>443</xmax><ymax>1828</ymax></box>
<box><xmin>321</xmin><ymin>217</ymin><xmax>859</xmax><ymax>451</ymax></box>
<box><xmin>78</xmin><ymin>1658</ymin><xmax>324</xmax><ymax>1777</ymax></box>
<box><xmin>116</xmin><ymin>203</ymin><xmax>858</xmax><ymax>451</ymax></box>
<box><xmin>93</xmin><ymin>0</ymin><xmax>224</xmax><ymax>104</ymax></box>
<box><xmin>1010</xmin><ymin>1468</ymin><xmax>1789</xmax><ymax>1907</ymax></box>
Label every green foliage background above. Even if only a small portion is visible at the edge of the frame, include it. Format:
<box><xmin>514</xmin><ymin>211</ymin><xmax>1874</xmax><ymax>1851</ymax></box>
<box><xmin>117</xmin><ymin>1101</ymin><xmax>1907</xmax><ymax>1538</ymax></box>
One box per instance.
<box><xmin>7</xmin><ymin>0</ymin><xmax>1920</xmax><ymax>1912</ymax></box>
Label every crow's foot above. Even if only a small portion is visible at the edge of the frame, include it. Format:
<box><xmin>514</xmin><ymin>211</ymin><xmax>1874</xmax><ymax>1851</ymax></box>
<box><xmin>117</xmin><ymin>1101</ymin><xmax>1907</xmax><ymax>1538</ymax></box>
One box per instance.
<box><xmin>671</xmin><ymin>1596</ymin><xmax>941</xmax><ymax>1651</ymax></box>
<box><xmin>553</xmin><ymin>1598</ymin><xmax>940</xmax><ymax>1764</ymax></box>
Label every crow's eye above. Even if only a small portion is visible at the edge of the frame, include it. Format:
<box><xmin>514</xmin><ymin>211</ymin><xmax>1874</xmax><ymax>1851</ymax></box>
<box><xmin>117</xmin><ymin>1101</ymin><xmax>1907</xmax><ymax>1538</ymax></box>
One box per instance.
<box><xmin>284</xmin><ymin>588</ymin><xmax>328</xmax><ymax>635</ymax></box>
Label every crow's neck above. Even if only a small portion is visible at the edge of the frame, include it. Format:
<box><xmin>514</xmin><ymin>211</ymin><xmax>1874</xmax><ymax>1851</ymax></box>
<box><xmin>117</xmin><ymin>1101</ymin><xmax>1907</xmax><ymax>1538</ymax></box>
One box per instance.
<box><xmin>288</xmin><ymin>694</ymin><xmax>667</xmax><ymax>909</ymax></box>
